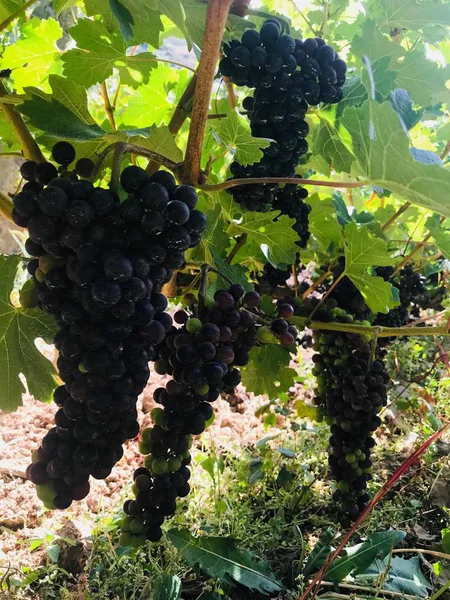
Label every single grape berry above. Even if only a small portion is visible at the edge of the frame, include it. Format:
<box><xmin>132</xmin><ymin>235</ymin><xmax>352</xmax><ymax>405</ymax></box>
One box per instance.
<box><xmin>52</xmin><ymin>141</ymin><xmax>76</xmax><ymax>165</ymax></box>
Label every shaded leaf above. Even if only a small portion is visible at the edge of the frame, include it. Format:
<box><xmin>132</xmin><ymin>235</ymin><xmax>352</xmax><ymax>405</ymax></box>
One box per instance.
<box><xmin>379</xmin><ymin>0</ymin><xmax>450</xmax><ymax>32</ymax></box>
<box><xmin>303</xmin><ymin>528</ymin><xmax>335</xmax><ymax>577</ymax></box>
<box><xmin>326</xmin><ymin>530</ymin><xmax>406</xmax><ymax>583</ymax></box>
<box><xmin>307</xmin><ymin>193</ymin><xmax>342</xmax><ymax>255</ymax></box>
<box><xmin>167</xmin><ymin>529</ymin><xmax>283</xmax><ymax>595</ymax></box>
<box><xmin>152</xmin><ymin>574</ymin><xmax>181</xmax><ymax>600</ymax></box>
<box><xmin>0</xmin><ymin>255</ymin><xmax>57</xmax><ymax>413</ymax></box>
<box><xmin>352</xmin><ymin>19</ymin><xmax>405</xmax><ymax>64</ymax></box>
<box><xmin>342</xmin><ymin>99</ymin><xmax>450</xmax><ymax>219</ymax></box>
<box><xmin>395</xmin><ymin>51</ymin><xmax>450</xmax><ymax>106</ymax></box>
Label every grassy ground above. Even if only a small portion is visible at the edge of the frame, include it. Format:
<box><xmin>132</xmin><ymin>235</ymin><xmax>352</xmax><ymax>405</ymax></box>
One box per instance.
<box><xmin>1</xmin><ymin>336</ymin><xmax>449</xmax><ymax>600</ymax></box>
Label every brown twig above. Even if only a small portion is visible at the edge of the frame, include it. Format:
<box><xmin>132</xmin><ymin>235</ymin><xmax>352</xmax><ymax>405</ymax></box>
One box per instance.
<box><xmin>318</xmin><ymin>581</ymin><xmax>417</xmax><ymax>600</ymax></box>
<box><xmin>307</xmin><ymin>273</ymin><xmax>344</xmax><ymax>320</ymax></box>
<box><xmin>381</xmin><ymin>202</ymin><xmax>411</xmax><ymax>232</ymax></box>
<box><xmin>100</xmin><ymin>82</ymin><xmax>116</xmax><ymax>130</ymax></box>
<box><xmin>183</xmin><ymin>0</ymin><xmax>234</xmax><ymax>185</ymax></box>
<box><xmin>224</xmin><ymin>76</ymin><xmax>237</xmax><ymax>109</ymax></box>
<box><xmin>200</xmin><ymin>177</ymin><xmax>367</xmax><ymax>192</ymax></box>
<box><xmin>0</xmin><ymin>0</ymin><xmax>36</xmax><ymax>31</ymax></box>
<box><xmin>0</xmin><ymin>81</ymin><xmax>44</xmax><ymax>163</ymax></box>
<box><xmin>301</xmin><ymin>270</ymin><xmax>333</xmax><ymax>300</ymax></box>
<box><xmin>226</xmin><ymin>233</ymin><xmax>247</xmax><ymax>264</ymax></box>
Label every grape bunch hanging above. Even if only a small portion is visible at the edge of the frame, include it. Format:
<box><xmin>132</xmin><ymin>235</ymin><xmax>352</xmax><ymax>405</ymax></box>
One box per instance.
<box><xmin>18</xmin><ymin>142</ymin><xmax>206</xmax><ymax>510</ymax></box>
<box><xmin>219</xmin><ymin>18</ymin><xmax>347</xmax><ymax>288</ymax></box>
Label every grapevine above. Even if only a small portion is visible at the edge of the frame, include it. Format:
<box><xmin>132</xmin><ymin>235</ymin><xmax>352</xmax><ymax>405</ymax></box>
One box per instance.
<box><xmin>0</xmin><ymin>0</ymin><xmax>449</xmax><ymax>572</ymax></box>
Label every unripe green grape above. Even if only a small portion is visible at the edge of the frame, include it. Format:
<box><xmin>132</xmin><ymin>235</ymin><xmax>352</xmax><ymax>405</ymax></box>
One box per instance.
<box><xmin>256</xmin><ymin>326</ymin><xmax>274</xmax><ymax>344</ymax></box>
<box><xmin>355</xmin><ymin>467</ymin><xmax>363</xmax><ymax>476</ymax></box>
<box><xmin>345</xmin><ymin>453</ymin><xmax>356</xmax><ymax>464</ymax></box>
<box><xmin>183</xmin><ymin>450</ymin><xmax>191</xmax><ymax>460</ymax></box>
<box><xmin>144</xmin><ymin>455</ymin><xmax>153</xmax><ymax>469</ymax></box>
<box><xmin>119</xmin><ymin>532</ymin><xmax>133</xmax><ymax>546</ymax></box>
<box><xmin>152</xmin><ymin>458</ymin><xmax>169</xmax><ymax>475</ymax></box>
<box><xmin>186</xmin><ymin>317</ymin><xmax>202</xmax><ymax>333</ymax></box>
<box><xmin>183</xmin><ymin>292</ymin><xmax>196</xmax><ymax>306</ymax></box>
<box><xmin>36</xmin><ymin>484</ymin><xmax>56</xmax><ymax>502</ymax></box>
<box><xmin>43</xmin><ymin>499</ymin><xmax>56</xmax><ymax>510</ymax></box>
<box><xmin>121</xmin><ymin>516</ymin><xmax>133</xmax><ymax>532</ymax></box>
<box><xmin>129</xmin><ymin>518</ymin><xmax>145</xmax><ymax>534</ymax></box>
<box><xmin>168</xmin><ymin>456</ymin><xmax>182</xmax><ymax>472</ymax></box>
<box><xmin>195</xmin><ymin>382</ymin><xmax>209</xmax><ymax>396</ymax></box>
<box><xmin>150</xmin><ymin>408</ymin><xmax>167</xmax><ymax>427</ymax></box>
<box><xmin>39</xmin><ymin>254</ymin><xmax>58</xmax><ymax>274</ymax></box>
<box><xmin>139</xmin><ymin>441</ymin><xmax>151</xmax><ymax>455</ymax></box>
<box><xmin>141</xmin><ymin>427</ymin><xmax>152</xmax><ymax>444</ymax></box>
<box><xmin>337</xmin><ymin>480</ymin><xmax>349</xmax><ymax>492</ymax></box>
<box><xmin>20</xmin><ymin>285</ymin><xmax>39</xmax><ymax>308</ymax></box>
<box><xmin>35</xmin><ymin>268</ymin><xmax>45</xmax><ymax>283</ymax></box>
<box><xmin>130</xmin><ymin>534</ymin><xmax>146</xmax><ymax>547</ymax></box>
<box><xmin>31</xmin><ymin>449</ymin><xmax>40</xmax><ymax>464</ymax></box>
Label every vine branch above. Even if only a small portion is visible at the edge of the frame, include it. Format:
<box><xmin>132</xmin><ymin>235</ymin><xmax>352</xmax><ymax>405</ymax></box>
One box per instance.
<box><xmin>0</xmin><ymin>191</ymin><xmax>13</xmax><ymax>222</ymax></box>
<box><xmin>225</xmin><ymin>233</ymin><xmax>247</xmax><ymax>264</ymax></box>
<box><xmin>183</xmin><ymin>0</ymin><xmax>234</xmax><ymax>185</ymax></box>
<box><xmin>200</xmin><ymin>177</ymin><xmax>368</xmax><ymax>192</ymax></box>
<box><xmin>289</xmin><ymin>316</ymin><xmax>450</xmax><ymax>339</ymax></box>
<box><xmin>100</xmin><ymin>82</ymin><xmax>116</xmax><ymax>131</ymax></box>
<box><xmin>0</xmin><ymin>81</ymin><xmax>44</xmax><ymax>163</ymax></box>
<box><xmin>381</xmin><ymin>202</ymin><xmax>411</xmax><ymax>232</ymax></box>
<box><xmin>90</xmin><ymin>142</ymin><xmax>180</xmax><ymax>185</ymax></box>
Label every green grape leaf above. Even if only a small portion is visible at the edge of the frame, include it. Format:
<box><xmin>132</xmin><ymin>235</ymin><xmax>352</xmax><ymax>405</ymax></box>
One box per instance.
<box><xmin>213</xmin><ymin>103</ymin><xmax>271</xmax><ymax>167</ymax></box>
<box><xmin>395</xmin><ymin>51</ymin><xmax>450</xmax><ymax>107</ymax></box>
<box><xmin>342</xmin><ymin>99</ymin><xmax>450</xmax><ymax>218</ymax></box>
<box><xmin>0</xmin><ymin>255</ymin><xmax>57</xmax><ymax>413</ymax></box>
<box><xmin>1</xmin><ymin>18</ymin><xmax>63</xmax><ymax>91</ymax></box>
<box><xmin>379</xmin><ymin>0</ymin><xmax>450</xmax><ymax>31</ymax></box>
<box><xmin>19</xmin><ymin>86</ymin><xmax>104</xmax><ymax>140</ymax></box>
<box><xmin>242</xmin><ymin>344</ymin><xmax>296</xmax><ymax>399</ymax></box>
<box><xmin>48</xmin><ymin>74</ymin><xmax>97</xmax><ymax>126</ymax></box>
<box><xmin>342</xmin><ymin>222</ymin><xmax>398</xmax><ymax>313</ymax></box>
<box><xmin>0</xmin><ymin>0</ymin><xmax>22</xmax><ymax>22</ymax></box>
<box><xmin>307</xmin><ymin>194</ymin><xmax>343</xmax><ymax>254</ymax></box>
<box><xmin>168</xmin><ymin>529</ymin><xmax>283</xmax><ymax>595</ymax></box>
<box><xmin>157</xmin><ymin>0</ymin><xmax>190</xmax><ymax>46</ymax></box>
<box><xmin>53</xmin><ymin>0</ymin><xmax>78</xmax><ymax>15</ymax></box>
<box><xmin>351</xmin><ymin>19</ymin><xmax>405</xmax><ymax>64</ymax></box>
<box><xmin>227</xmin><ymin>211</ymin><xmax>299</xmax><ymax>267</ymax></box>
<box><xmin>152</xmin><ymin>574</ymin><xmax>182</xmax><ymax>600</ymax></box>
<box><xmin>313</xmin><ymin>109</ymin><xmax>354</xmax><ymax>173</ymax></box>
<box><xmin>183</xmin><ymin>0</ymin><xmax>208</xmax><ymax>47</ymax></box>
<box><xmin>108</xmin><ymin>125</ymin><xmax>183</xmax><ymax>163</ymax></box>
<box><xmin>84</xmin><ymin>0</ymin><xmax>126</xmax><ymax>32</ymax></box>
<box><xmin>109</xmin><ymin>0</ymin><xmax>134</xmax><ymax>41</ymax></box>
<box><xmin>340</xmin><ymin>57</ymin><xmax>398</xmax><ymax>110</ymax></box>
<box><xmin>426</xmin><ymin>215</ymin><xmax>450</xmax><ymax>261</ymax></box>
<box><xmin>62</xmin><ymin>19</ymin><xmax>155</xmax><ymax>88</ymax></box>
<box><xmin>118</xmin><ymin>0</ymin><xmax>163</xmax><ymax>47</ymax></box>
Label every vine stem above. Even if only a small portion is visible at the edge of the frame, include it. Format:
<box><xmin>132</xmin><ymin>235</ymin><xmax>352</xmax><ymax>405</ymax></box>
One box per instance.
<box><xmin>307</xmin><ymin>273</ymin><xmax>344</xmax><ymax>320</ymax></box>
<box><xmin>0</xmin><ymin>0</ymin><xmax>36</xmax><ymax>31</ymax></box>
<box><xmin>440</xmin><ymin>140</ymin><xmax>450</xmax><ymax>161</ymax></box>
<box><xmin>224</xmin><ymin>77</ymin><xmax>237</xmax><ymax>109</ymax></box>
<box><xmin>381</xmin><ymin>202</ymin><xmax>411</xmax><ymax>232</ymax></box>
<box><xmin>393</xmin><ymin>218</ymin><xmax>444</xmax><ymax>275</ymax></box>
<box><xmin>0</xmin><ymin>81</ymin><xmax>44</xmax><ymax>163</ymax></box>
<box><xmin>183</xmin><ymin>0</ymin><xmax>235</xmax><ymax>185</ymax></box>
<box><xmin>289</xmin><ymin>316</ymin><xmax>450</xmax><ymax>338</ymax></box>
<box><xmin>297</xmin><ymin>424</ymin><xmax>450</xmax><ymax>600</ymax></box>
<box><xmin>200</xmin><ymin>177</ymin><xmax>367</xmax><ymax>192</ymax></box>
<box><xmin>89</xmin><ymin>142</ymin><xmax>180</xmax><ymax>185</ymax></box>
<box><xmin>317</xmin><ymin>581</ymin><xmax>416</xmax><ymax>600</ymax></box>
<box><xmin>100</xmin><ymin>82</ymin><xmax>116</xmax><ymax>130</ymax></box>
<box><xmin>0</xmin><ymin>191</ymin><xmax>13</xmax><ymax>222</ymax></box>
<box><xmin>301</xmin><ymin>270</ymin><xmax>333</xmax><ymax>300</ymax></box>
<box><xmin>129</xmin><ymin>55</ymin><xmax>196</xmax><ymax>74</ymax></box>
<box><xmin>225</xmin><ymin>233</ymin><xmax>247</xmax><ymax>264</ymax></box>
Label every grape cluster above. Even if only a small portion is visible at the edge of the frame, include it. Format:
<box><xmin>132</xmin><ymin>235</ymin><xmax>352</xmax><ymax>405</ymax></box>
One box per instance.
<box><xmin>16</xmin><ymin>142</ymin><xmax>205</xmax><ymax>510</ymax></box>
<box><xmin>119</xmin><ymin>286</ymin><xmax>263</xmax><ymax>545</ymax></box>
<box><xmin>313</xmin><ymin>324</ymin><xmax>388</xmax><ymax>524</ymax></box>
